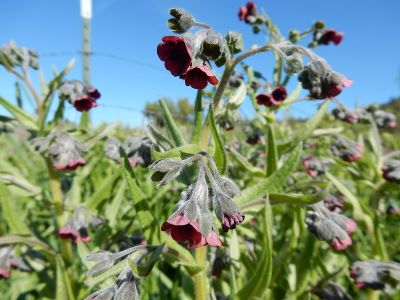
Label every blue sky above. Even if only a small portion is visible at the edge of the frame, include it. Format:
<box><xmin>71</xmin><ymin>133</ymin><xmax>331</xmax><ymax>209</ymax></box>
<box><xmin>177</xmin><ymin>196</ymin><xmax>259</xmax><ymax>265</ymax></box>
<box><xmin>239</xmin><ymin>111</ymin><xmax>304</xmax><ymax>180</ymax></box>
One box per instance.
<box><xmin>1</xmin><ymin>0</ymin><xmax>399</xmax><ymax>127</ymax></box>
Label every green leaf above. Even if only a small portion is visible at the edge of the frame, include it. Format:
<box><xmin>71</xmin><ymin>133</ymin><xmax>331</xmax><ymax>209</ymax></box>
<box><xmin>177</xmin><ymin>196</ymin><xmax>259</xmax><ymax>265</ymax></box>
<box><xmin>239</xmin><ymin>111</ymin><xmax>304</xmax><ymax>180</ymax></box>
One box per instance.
<box><xmin>0</xmin><ymin>95</ymin><xmax>38</xmax><ymax>130</ymax></box>
<box><xmin>128</xmin><ymin>244</ymin><xmax>164</xmax><ymax>277</ymax></box>
<box><xmin>159</xmin><ymin>98</ymin><xmax>185</xmax><ymax>146</ymax></box>
<box><xmin>56</xmin><ymin>255</ymin><xmax>75</xmax><ymax>300</ymax></box>
<box><xmin>191</xmin><ymin>90</ymin><xmax>203</xmax><ymax>144</ymax></box>
<box><xmin>236</xmin><ymin>143</ymin><xmax>302</xmax><ymax>205</ymax></box>
<box><xmin>0</xmin><ymin>182</ymin><xmax>31</xmax><ymax>234</ymax></box>
<box><xmin>227</xmin><ymin>79</ymin><xmax>247</xmax><ymax>109</ymax></box>
<box><xmin>0</xmin><ymin>234</ymin><xmax>53</xmax><ymax>255</ymax></box>
<box><xmin>266</xmin><ymin>125</ymin><xmax>278</xmax><ymax>176</ymax></box>
<box><xmin>208</xmin><ymin>104</ymin><xmax>227</xmax><ymax>174</ymax></box>
<box><xmin>85</xmin><ymin>169</ymin><xmax>121</xmax><ymax>210</ymax></box>
<box><xmin>152</xmin><ymin>144</ymin><xmax>202</xmax><ymax>160</ymax></box>
<box><xmin>106</xmin><ymin>181</ymin><xmax>126</xmax><ymax>227</ymax></box>
<box><xmin>278</xmin><ymin>101</ymin><xmax>328</xmax><ymax>152</ymax></box>
<box><xmin>236</xmin><ymin>201</ymin><xmax>272</xmax><ymax>299</ymax></box>
<box><xmin>229</xmin><ymin>147</ymin><xmax>265</xmax><ymax>177</ymax></box>
<box><xmin>120</xmin><ymin>149</ymin><xmax>159</xmax><ymax>243</ymax></box>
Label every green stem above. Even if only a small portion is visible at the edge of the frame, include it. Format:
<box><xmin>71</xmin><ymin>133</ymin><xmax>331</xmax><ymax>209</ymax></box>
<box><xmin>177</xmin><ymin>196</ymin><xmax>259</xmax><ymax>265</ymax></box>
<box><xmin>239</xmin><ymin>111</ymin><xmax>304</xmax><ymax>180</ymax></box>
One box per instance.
<box><xmin>46</xmin><ymin>159</ymin><xmax>73</xmax><ymax>264</ymax></box>
<box><xmin>194</xmin><ymin>247</ymin><xmax>208</xmax><ymax>300</ymax></box>
<box><xmin>368</xmin><ymin>290</ymin><xmax>379</xmax><ymax>300</ymax></box>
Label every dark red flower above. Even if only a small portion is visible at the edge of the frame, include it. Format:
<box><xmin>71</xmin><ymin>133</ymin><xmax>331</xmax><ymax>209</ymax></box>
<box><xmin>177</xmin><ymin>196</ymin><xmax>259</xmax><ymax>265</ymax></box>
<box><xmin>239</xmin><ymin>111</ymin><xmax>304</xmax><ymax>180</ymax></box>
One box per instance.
<box><xmin>326</xmin><ymin>76</ymin><xmax>353</xmax><ymax>98</ymax></box>
<box><xmin>58</xmin><ymin>225</ymin><xmax>79</xmax><ymax>243</ymax></box>
<box><xmin>73</xmin><ymin>96</ymin><xmax>97</xmax><ymax>112</ymax></box>
<box><xmin>319</xmin><ymin>29</ymin><xmax>344</xmax><ymax>46</ymax></box>
<box><xmin>238</xmin><ymin>2</ymin><xmax>256</xmax><ymax>23</ymax></box>
<box><xmin>157</xmin><ymin>36</ymin><xmax>192</xmax><ymax>76</ymax></box>
<box><xmin>271</xmin><ymin>87</ymin><xmax>288</xmax><ymax>103</ymax></box>
<box><xmin>222</xmin><ymin>213</ymin><xmax>245</xmax><ymax>232</ymax></box>
<box><xmin>87</xmin><ymin>87</ymin><xmax>101</xmax><ymax>100</ymax></box>
<box><xmin>161</xmin><ymin>214</ymin><xmax>222</xmax><ymax>248</ymax></box>
<box><xmin>183</xmin><ymin>65</ymin><xmax>219</xmax><ymax>90</ymax></box>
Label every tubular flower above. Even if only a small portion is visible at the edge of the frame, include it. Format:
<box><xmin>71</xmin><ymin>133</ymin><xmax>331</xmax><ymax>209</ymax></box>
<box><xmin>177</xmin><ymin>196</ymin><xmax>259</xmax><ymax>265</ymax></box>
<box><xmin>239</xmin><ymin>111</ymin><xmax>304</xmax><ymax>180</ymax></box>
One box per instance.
<box><xmin>157</xmin><ymin>36</ymin><xmax>192</xmax><ymax>76</ymax></box>
<box><xmin>59</xmin><ymin>80</ymin><xmax>100</xmax><ymax>112</ymax></box>
<box><xmin>58</xmin><ymin>206</ymin><xmax>103</xmax><ymax>244</ymax></box>
<box><xmin>349</xmin><ymin>260</ymin><xmax>400</xmax><ymax>290</ymax></box>
<box><xmin>256</xmin><ymin>87</ymin><xmax>287</xmax><ymax>107</ymax></box>
<box><xmin>183</xmin><ymin>64</ymin><xmax>219</xmax><ymax>90</ymax></box>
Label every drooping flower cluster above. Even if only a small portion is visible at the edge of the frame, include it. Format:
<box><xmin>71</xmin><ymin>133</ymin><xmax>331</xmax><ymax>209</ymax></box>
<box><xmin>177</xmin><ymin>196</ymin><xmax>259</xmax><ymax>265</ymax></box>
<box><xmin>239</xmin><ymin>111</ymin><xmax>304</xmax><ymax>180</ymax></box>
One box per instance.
<box><xmin>32</xmin><ymin>132</ymin><xmax>88</xmax><ymax>171</ymax></box>
<box><xmin>298</xmin><ymin>61</ymin><xmax>352</xmax><ymax>99</ymax></box>
<box><xmin>0</xmin><ymin>41</ymin><xmax>39</xmax><ymax>70</ymax></box>
<box><xmin>58</xmin><ymin>206</ymin><xmax>103</xmax><ymax>244</ymax></box>
<box><xmin>256</xmin><ymin>87</ymin><xmax>288</xmax><ymax>107</ymax></box>
<box><xmin>381</xmin><ymin>159</ymin><xmax>400</xmax><ymax>184</ymax></box>
<box><xmin>157</xmin><ymin>9</ymin><xmax>231</xmax><ymax>90</ymax></box>
<box><xmin>312</xmin><ymin>282</ymin><xmax>351</xmax><ymax>300</ymax></box>
<box><xmin>151</xmin><ymin>152</ymin><xmax>243</xmax><ymax>248</ymax></box>
<box><xmin>372</xmin><ymin>110</ymin><xmax>397</xmax><ymax>129</ymax></box>
<box><xmin>331</xmin><ymin>137</ymin><xmax>363</xmax><ymax>163</ymax></box>
<box><xmin>104</xmin><ymin>136</ymin><xmax>153</xmax><ymax>168</ymax></box>
<box><xmin>349</xmin><ymin>260</ymin><xmax>400</xmax><ymax>290</ymax></box>
<box><xmin>305</xmin><ymin>202</ymin><xmax>357</xmax><ymax>250</ymax></box>
<box><xmin>303</xmin><ymin>156</ymin><xmax>329</xmax><ymax>177</ymax></box>
<box><xmin>332</xmin><ymin>106</ymin><xmax>361</xmax><ymax>124</ymax></box>
<box><xmin>0</xmin><ymin>246</ymin><xmax>30</xmax><ymax>280</ymax></box>
<box><xmin>59</xmin><ymin>80</ymin><xmax>101</xmax><ymax>112</ymax></box>
<box><xmin>85</xmin><ymin>246</ymin><xmax>149</xmax><ymax>300</ymax></box>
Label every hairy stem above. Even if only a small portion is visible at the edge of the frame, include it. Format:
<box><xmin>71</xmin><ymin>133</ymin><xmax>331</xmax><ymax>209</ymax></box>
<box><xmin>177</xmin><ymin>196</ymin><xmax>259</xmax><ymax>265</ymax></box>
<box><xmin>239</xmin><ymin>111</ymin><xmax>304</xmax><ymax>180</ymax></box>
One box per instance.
<box><xmin>194</xmin><ymin>247</ymin><xmax>208</xmax><ymax>300</ymax></box>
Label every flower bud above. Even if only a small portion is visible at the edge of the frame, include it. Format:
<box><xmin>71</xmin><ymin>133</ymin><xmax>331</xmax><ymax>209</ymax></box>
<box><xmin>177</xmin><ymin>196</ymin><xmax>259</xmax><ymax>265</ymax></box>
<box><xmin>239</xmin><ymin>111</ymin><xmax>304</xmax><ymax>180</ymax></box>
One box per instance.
<box><xmin>313</xmin><ymin>21</ymin><xmax>325</xmax><ymax>30</ymax></box>
<box><xmin>331</xmin><ymin>137</ymin><xmax>363</xmax><ymax>163</ymax></box>
<box><xmin>59</xmin><ymin>80</ymin><xmax>100</xmax><ymax>112</ymax></box>
<box><xmin>225</xmin><ymin>31</ymin><xmax>243</xmax><ymax>55</ymax></box>
<box><xmin>289</xmin><ymin>30</ymin><xmax>300</xmax><ymax>43</ymax></box>
<box><xmin>284</xmin><ymin>52</ymin><xmax>304</xmax><ymax>75</ymax></box>
<box><xmin>168</xmin><ymin>8</ymin><xmax>195</xmax><ymax>34</ymax></box>
<box><xmin>303</xmin><ymin>156</ymin><xmax>328</xmax><ymax>177</ymax></box>
<box><xmin>201</xmin><ymin>32</ymin><xmax>224</xmax><ymax>61</ymax></box>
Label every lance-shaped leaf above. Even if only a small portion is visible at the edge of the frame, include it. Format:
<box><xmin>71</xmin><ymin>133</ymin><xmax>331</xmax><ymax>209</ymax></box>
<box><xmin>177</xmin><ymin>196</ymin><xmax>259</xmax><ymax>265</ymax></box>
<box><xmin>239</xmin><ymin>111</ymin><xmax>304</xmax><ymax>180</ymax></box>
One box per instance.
<box><xmin>159</xmin><ymin>98</ymin><xmax>185</xmax><ymax>147</ymax></box>
<box><xmin>236</xmin><ymin>143</ymin><xmax>302</xmax><ymax>205</ymax></box>
<box><xmin>229</xmin><ymin>147</ymin><xmax>265</xmax><ymax>177</ymax></box>
<box><xmin>0</xmin><ymin>96</ymin><xmax>38</xmax><ymax>130</ymax></box>
<box><xmin>191</xmin><ymin>90</ymin><xmax>204</xmax><ymax>144</ymax></box>
<box><xmin>151</xmin><ymin>144</ymin><xmax>202</xmax><ymax>160</ymax></box>
<box><xmin>56</xmin><ymin>255</ymin><xmax>75</xmax><ymax>300</ymax></box>
<box><xmin>128</xmin><ymin>244</ymin><xmax>164</xmax><ymax>277</ymax></box>
<box><xmin>266</xmin><ymin>124</ymin><xmax>278</xmax><ymax>176</ymax></box>
<box><xmin>208</xmin><ymin>104</ymin><xmax>227</xmax><ymax>174</ymax></box>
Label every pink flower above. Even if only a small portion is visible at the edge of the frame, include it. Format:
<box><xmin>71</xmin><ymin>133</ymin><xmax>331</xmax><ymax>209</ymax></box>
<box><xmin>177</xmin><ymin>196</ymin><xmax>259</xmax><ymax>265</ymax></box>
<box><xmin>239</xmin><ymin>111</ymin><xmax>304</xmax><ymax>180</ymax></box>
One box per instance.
<box><xmin>53</xmin><ymin>159</ymin><xmax>86</xmax><ymax>171</ymax></box>
<box><xmin>319</xmin><ymin>29</ymin><xmax>344</xmax><ymax>46</ymax></box>
<box><xmin>330</xmin><ymin>234</ymin><xmax>352</xmax><ymax>250</ymax></box>
<box><xmin>326</xmin><ymin>77</ymin><xmax>353</xmax><ymax>98</ymax></box>
<box><xmin>58</xmin><ymin>225</ymin><xmax>79</xmax><ymax>243</ymax></box>
<box><xmin>0</xmin><ymin>268</ymin><xmax>10</xmax><ymax>279</ymax></box>
<box><xmin>183</xmin><ymin>65</ymin><xmax>219</xmax><ymax>90</ymax></box>
<box><xmin>161</xmin><ymin>214</ymin><xmax>222</xmax><ymax>248</ymax></box>
<box><xmin>157</xmin><ymin>36</ymin><xmax>192</xmax><ymax>76</ymax></box>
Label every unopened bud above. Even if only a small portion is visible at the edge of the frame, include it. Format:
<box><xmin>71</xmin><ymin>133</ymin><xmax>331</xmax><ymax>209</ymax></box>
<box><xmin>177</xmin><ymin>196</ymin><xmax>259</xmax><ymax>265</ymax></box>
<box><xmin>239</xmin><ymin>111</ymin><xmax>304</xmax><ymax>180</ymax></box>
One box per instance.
<box><xmin>201</xmin><ymin>32</ymin><xmax>223</xmax><ymax>61</ymax></box>
<box><xmin>289</xmin><ymin>30</ymin><xmax>300</xmax><ymax>43</ymax></box>
<box><xmin>225</xmin><ymin>31</ymin><xmax>243</xmax><ymax>55</ymax></box>
<box><xmin>168</xmin><ymin>8</ymin><xmax>195</xmax><ymax>34</ymax></box>
<box><xmin>314</xmin><ymin>20</ymin><xmax>325</xmax><ymax>30</ymax></box>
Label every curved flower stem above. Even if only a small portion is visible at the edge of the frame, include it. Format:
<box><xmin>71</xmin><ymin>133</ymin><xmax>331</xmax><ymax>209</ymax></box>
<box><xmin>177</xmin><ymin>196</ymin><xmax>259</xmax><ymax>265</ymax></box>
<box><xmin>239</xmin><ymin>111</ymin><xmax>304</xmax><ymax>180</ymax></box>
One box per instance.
<box><xmin>194</xmin><ymin>247</ymin><xmax>208</xmax><ymax>300</ymax></box>
<box><xmin>212</xmin><ymin>44</ymin><xmax>273</xmax><ymax>109</ymax></box>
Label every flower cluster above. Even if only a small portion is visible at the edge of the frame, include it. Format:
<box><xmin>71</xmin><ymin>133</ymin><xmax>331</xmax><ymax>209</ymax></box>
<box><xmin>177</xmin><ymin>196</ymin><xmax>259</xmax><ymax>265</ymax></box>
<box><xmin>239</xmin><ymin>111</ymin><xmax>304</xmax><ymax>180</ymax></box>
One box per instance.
<box><xmin>32</xmin><ymin>132</ymin><xmax>88</xmax><ymax>171</ymax></box>
<box><xmin>157</xmin><ymin>9</ymin><xmax>232</xmax><ymax>90</ymax></box>
<box><xmin>312</xmin><ymin>282</ymin><xmax>351</xmax><ymax>300</ymax></box>
<box><xmin>305</xmin><ymin>202</ymin><xmax>357</xmax><ymax>250</ymax></box>
<box><xmin>331</xmin><ymin>137</ymin><xmax>363</xmax><ymax>163</ymax></box>
<box><xmin>58</xmin><ymin>206</ymin><xmax>103</xmax><ymax>244</ymax></box>
<box><xmin>382</xmin><ymin>159</ymin><xmax>400</xmax><ymax>184</ymax></box>
<box><xmin>59</xmin><ymin>80</ymin><xmax>101</xmax><ymax>112</ymax></box>
<box><xmin>256</xmin><ymin>87</ymin><xmax>288</xmax><ymax>107</ymax></box>
<box><xmin>104</xmin><ymin>136</ymin><xmax>153</xmax><ymax>168</ymax></box>
<box><xmin>151</xmin><ymin>152</ymin><xmax>243</xmax><ymax>248</ymax></box>
<box><xmin>372</xmin><ymin>109</ymin><xmax>397</xmax><ymax>129</ymax></box>
<box><xmin>0</xmin><ymin>41</ymin><xmax>39</xmax><ymax>70</ymax></box>
<box><xmin>298</xmin><ymin>61</ymin><xmax>352</xmax><ymax>99</ymax></box>
<box><xmin>0</xmin><ymin>246</ymin><xmax>30</xmax><ymax>280</ymax></box>
<box><xmin>85</xmin><ymin>245</ymin><xmax>151</xmax><ymax>299</ymax></box>
<box><xmin>238</xmin><ymin>2</ymin><xmax>257</xmax><ymax>24</ymax></box>
<box><xmin>332</xmin><ymin>106</ymin><xmax>361</xmax><ymax>124</ymax></box>
<box><xmin>303</xmin><ymin>156</ymin><xmax>328</xmax><ymax>177</ymax></box>
<box><xmin>350</xmin><ymin>260</ymin><xmax>400</xmax><ymax>290</ymax></box>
